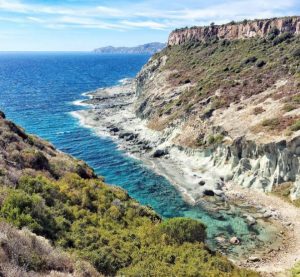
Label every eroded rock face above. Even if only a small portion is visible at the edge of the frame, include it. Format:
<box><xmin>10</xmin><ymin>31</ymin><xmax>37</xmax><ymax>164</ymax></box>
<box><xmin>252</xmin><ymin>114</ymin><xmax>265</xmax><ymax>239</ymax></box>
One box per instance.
<box><xmin>207</xmin><ymin>137</ymin><xmax>300</xmax><ymax>199</ymax></box>
<box><xmin>168</xmin><ymin>17</ymin><xmax>300</xmax><ymax>45</ymax></box>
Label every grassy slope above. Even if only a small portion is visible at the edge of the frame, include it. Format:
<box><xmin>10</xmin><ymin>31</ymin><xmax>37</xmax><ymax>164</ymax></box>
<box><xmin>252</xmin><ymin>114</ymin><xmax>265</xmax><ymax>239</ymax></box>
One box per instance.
<box><xmin>148</xmin><ymin>32</ymin><xmax>300</xmax><ymax>146</ymax></box>
<box><xmin>0</xmin><ymin>112</ymin><xmax>256</xmax><ymax>276</ymax></box>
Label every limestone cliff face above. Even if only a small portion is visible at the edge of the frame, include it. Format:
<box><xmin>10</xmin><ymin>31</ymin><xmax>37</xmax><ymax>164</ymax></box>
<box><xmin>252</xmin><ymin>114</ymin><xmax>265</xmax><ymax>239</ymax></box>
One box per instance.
<box><xmin>168</xmin><ymin>16</ymin><xmax>300</xmax><ymax>45</ymax></box>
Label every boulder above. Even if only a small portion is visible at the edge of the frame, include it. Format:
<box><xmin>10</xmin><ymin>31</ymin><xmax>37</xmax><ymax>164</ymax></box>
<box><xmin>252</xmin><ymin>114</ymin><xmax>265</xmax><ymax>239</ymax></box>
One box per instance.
<box><xmin>215</xmin><ymin>236</ymin><xmax>226</xmax><ymax>244</ymax></box>
<box><xmin>248</xmin><ymin>256</ymin><xmax>260</xmax><ymax>262</ymax></box>
<box><xmin>118</xmin><ymin>131</ymin><xmax>133</xmax><ymax>139</ymax></box>
<box><xmin>109</xmin><ymin>126</ymin><xmax>120</xmax><ymax>133</ymax></box>
<box><xmin>229</xmin><ymin>237</ymin><xmax>240</xmax><ymax>245</ymax></box>
<box><xmin>125</xmin><ymin>134</ymin><xmax>136</xmax><ymax>141</ymax></box>
<box><xmin>246</xmin><ymin>215</ymin><xmax>256</xmax><ymax>226</ymax></box>
<box><xmin>152</xmin><ymin>149</ymin><xmax>168</xmax><ymax>158</ymax></box>
<box><xmin>203</xmin><ymin>189</ymin><xmax>215</xmax><ymax>196</ymax></box>
<box><xmin>198</xmin><ymin>180</ymin><xmax>205</xmax><ymax>186</ymax></box>
<box><xmin>263</xmin><ymin>211</ymin><xmax>272</xmax><ymax>218</ymax></box>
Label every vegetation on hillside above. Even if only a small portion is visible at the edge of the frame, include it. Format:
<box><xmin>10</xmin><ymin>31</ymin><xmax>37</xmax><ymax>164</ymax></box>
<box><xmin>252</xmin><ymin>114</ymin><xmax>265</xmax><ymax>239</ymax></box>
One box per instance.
<box><xmin>0</xmin><ymin>222</ymin><xmax>101</xmax><ymax>277</ymax></box>
<box><xmin>0</xmin><ymin>112</ymin><xmax>257</xmax><ymax>276</ymax></box>
<box><xmin>271</xmin><ymin>182</ymin><xmax>300</xmax><ymax>208</ymax></box>
<box><xmin>292</xmin><ymin>262</ymin><xmax>300</xmax><ymax>277</ymax></box>
<box><xmin>151</xmin><ymin>30</ymin><xmax>300</xmax><ymax>138</ymax></box>
<box><xmin>0</xmin><ymin>173</ymin><xmax>257</xmax><ymax>276</ymax></box>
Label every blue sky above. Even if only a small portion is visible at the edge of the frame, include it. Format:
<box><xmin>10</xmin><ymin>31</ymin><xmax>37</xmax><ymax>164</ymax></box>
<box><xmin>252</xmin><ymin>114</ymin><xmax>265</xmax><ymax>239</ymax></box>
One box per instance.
<box><xmin>0</xmin><ymin>0</ymin><xmax>299</xmax><ymax>51</ymax></box>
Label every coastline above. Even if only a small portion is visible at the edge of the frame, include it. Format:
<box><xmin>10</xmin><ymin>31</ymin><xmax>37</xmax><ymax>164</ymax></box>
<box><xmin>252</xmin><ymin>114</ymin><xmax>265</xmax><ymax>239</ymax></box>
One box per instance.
<box><xmin>71</xmin><ymin>79</ymin><xmax>300</xmax><ymax>274</ymax></box>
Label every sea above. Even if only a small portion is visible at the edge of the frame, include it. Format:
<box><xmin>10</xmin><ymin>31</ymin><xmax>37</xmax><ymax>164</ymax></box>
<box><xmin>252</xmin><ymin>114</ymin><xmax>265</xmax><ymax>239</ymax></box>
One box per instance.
<box><xmin>0</xmin><ymin>52</ymin><xmax>277</xmax><ymax>256</ymax></box>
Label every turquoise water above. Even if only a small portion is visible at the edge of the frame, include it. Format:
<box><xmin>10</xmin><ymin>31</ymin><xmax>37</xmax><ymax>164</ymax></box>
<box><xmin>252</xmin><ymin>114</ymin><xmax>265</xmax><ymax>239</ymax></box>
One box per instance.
<box><xmin>0</xmin><ymin>52</ymin><xmax>276</xmax><ymax>256</ymax></box>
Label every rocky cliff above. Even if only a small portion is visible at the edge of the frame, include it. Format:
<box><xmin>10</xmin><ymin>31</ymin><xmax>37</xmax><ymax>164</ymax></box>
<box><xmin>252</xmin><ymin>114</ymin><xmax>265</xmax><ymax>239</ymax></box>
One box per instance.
<box><xmin>168</xmin><ymin>16</ymin><xmax>300</xmax><ymax>45</ymax></box>
<box><xmin>135</xmin><ymin>16</ymin><xmax>300</xmax><ymax>201</ymax></box>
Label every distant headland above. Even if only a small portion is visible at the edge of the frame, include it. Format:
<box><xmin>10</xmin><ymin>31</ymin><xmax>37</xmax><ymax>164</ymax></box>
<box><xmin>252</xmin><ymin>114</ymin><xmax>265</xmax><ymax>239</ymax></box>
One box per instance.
<box><xmin>93</xmin><ymin>42</ymin><xmax>166</xmax><ymax>54</ymax></box>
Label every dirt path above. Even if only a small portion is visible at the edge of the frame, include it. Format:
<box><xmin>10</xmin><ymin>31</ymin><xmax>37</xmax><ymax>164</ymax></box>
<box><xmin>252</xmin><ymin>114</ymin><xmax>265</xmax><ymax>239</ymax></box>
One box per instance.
<box><xmin>226</xmin><ymin>183</ymin><xmax>300</xmax><ymax>276</ymax></box>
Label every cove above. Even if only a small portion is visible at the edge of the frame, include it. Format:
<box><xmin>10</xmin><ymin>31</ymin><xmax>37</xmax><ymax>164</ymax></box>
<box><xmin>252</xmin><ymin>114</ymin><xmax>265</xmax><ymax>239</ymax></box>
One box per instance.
<box><xmin>0</xmin><ymin>52</ymin><xmax>278</xmax><ymax>257</ymax></box>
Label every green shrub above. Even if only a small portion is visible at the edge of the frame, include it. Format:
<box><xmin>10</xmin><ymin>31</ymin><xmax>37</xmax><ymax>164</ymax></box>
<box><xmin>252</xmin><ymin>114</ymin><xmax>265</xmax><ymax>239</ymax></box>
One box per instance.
<box><xmin>0</xmin><ymin>189</ymin><xmax>57</xmax><ymax>238</ymax></box>
<box><xmin>292</xmin><ymin>261</ymin><xmax>300</xmax><ymax>276</ymax></box>
<box><xmin>261</xmin><ymin>117</ymin><xmax>279</xmax><ymax>128</ymax></box>
<box><xmin>21</xmin><ymin>149</ymin><xmax>49</xmax><ymax>170</ymax></box>
<box><xmin>283</xmin><ymin>104</ymin><xmax>297</xmax><ymax>112</ymax></box>
<box><xmin>290</xmin><ymin>120</ymin><xmax>300</xmax><ymax>131</ymax></box>
<box><xmin>292</xmin><ymin>94</ymin><xmax>300</xmax><ymax>104</ymax></box>
<box><xmin>244</xmin><ymin>56</ymin><xmax>257</xmax><ymax>64</ymax></box>
<box><xmin>159</xmin><ymin>217</ymin><xmax>206</xmax><ymax>244</ymax></box>
<box><xmin>272</xmin><ymin>32</ymin><xmax>293</xmax><ymax>45</ymax></box>
<box><xmin>267</xmin><ymin>27</ymin><xmax>280</xmax><ymax>40</ymax></box>
<box><xmin>207</xmin><ymin>134</ymin><xmax>224</xmax><ymax>145</ymax></box>
<box><xmin>256</xmin><ymin>60</ymin><xmax>266</xmax><ymax>68</ymax></box>
<box><xmin>292</xmin><ymin>48</ymin><xmax>300</xmax><ymax>58</ymax></box>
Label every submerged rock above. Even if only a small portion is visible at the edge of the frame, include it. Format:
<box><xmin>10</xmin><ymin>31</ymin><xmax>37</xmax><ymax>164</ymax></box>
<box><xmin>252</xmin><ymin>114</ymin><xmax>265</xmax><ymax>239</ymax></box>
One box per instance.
<box><xmin>215</xmin><ymin>236</ymin><xmax>226</xmax><ymax>244</ymax></box>
<box><xmin>229</xmin><ymin>237</ymin><xmax>240</xmax><ymax>245</ymax></box>
<box><xmin>246</xmin><ymin>215</ymin><xmax>256</xmax><ymax>226</ymax></box>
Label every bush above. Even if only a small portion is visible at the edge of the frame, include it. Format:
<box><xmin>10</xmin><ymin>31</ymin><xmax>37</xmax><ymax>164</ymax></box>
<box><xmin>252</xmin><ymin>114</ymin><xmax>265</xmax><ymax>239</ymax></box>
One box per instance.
<box><xmin>290</xmin><ymin>120</ymin><xmax>300</xmax><ymax>132</ymax></box>
<box><xmin>292</xmin><ymin>48</ymin><xmax>300</xmax><ymax>58</ymax></box>
<box><xmin>283</xmin><ymin>104</ymin><xmax>297</xmax><ymax>112</ymax></box>
<box><xmin>292</xmin><ymin>261</ymin><xmax>300</xmax><ymax>276</ymax></box>
<box><xmin>0</xmin><ymin>189</ymin><xmax>58</xmax><ymax>239</ymax></box>
<box><xmin>244</xmin><ymin>56</ymin><xmax>257</xmax><ymax>64</ymax></box>
<box><xmin>261</xmin><ymin>117</ymin><xmax>279</xmax><ymax>128</ymax></box>
<box><xmin>272</xmin><ymin>32</ymin><xmax>293</xmax><ymax>45</ymax></box>
<box><xmin>268</xmin><ymin>27</ymin><xmax>280</xmax><ymax>40</ymax></box>
<box><xmin>159</xmin><ymin>218</ymin><xmax>206</xmax><ymax>244</ymax></box>
<box><xmin>253</xmin><ymin>106</ymin><xmax>265</xmax><ymax>115</ymax></box>
<box><xmin>207</xmin><ymin>134</ymin><xmax>224</xmax><ymax>145</ymax></box>
<box><xmin>21</xmin><ymin>149</ymin><xmax>49</xmax><ymax>170</ymax></box>
<box><xmin>256</xmin><ymin>60</ymin><xmax>266</xmax><ymax>68</ymax></box>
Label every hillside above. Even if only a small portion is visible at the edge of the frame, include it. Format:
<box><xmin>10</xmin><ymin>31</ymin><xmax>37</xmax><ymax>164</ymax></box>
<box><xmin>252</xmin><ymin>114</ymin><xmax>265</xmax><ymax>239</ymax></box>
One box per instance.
<box><xmin>93</xmin><ymin>42</ymin><xmax>166</xmax><ymax>54</ymax></box>
<box><xmin>0</xmin><ymin>111</ymin><xmax>256</xmax><ymax>276</ymax></box>
<box><xmin>134</xmin><ymin>16</ymin><xmax>300</xmax><ymax>202</ymax></box>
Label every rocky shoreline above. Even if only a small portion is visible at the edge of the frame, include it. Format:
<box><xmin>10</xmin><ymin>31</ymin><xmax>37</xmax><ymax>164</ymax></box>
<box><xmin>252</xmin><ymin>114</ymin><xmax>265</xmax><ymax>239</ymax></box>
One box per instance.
<box><xmin>72</xmin><ymin>80</ymin><xmax>228</xmax><ymax>204</ymax></box>
<box><xmin>71</xmin><ymin>79</ymin><xmax>300</xmax><ymax>274</ymax></box>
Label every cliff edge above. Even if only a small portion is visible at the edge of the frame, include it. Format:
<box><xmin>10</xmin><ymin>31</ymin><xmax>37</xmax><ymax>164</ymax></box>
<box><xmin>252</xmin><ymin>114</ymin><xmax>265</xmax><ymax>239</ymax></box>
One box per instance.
<box><xmin>168</xmin><ymin>16</ymin><xmax>300</xmax><ymax>45</ymax></box>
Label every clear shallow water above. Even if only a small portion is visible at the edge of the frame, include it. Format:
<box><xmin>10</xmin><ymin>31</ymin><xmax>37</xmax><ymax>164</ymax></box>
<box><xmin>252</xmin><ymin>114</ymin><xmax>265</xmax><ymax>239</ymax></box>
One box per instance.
<box><xmin>0</xmin><ymin>52</ymin><xmax>277</xmax><ymax>256</ymax></box>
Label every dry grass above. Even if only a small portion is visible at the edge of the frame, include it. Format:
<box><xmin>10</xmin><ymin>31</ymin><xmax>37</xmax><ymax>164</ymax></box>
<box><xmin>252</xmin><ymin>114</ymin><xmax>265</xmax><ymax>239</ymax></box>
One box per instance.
<box><xmin>252</xmin><ymin>115</ymin><xmax>300</xmax><ymax>134</ymax></box>
<box><xmin>0</xmin><ymin>222</ymin><xmax>101</xmax><ymax>277</ymax></box>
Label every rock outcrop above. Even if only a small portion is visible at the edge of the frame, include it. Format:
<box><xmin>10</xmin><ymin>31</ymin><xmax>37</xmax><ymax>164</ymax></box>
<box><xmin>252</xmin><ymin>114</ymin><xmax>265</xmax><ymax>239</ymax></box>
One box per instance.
<box><xmin>168</xmin><ymin>16</ymin><xmax>300</xmax><ymax>45</ymax></box>
<box><xmin>203</xmin><ymin>137</ymin><xmax>300</xmax><ymax>200</ymax></box>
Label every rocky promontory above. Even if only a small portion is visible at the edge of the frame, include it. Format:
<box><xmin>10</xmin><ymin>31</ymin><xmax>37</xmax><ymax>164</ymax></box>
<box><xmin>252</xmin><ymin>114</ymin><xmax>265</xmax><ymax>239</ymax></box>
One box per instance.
<box><xmin>94</xmin><ymin>42</ymin><xmax>166</xmax><ymax>54</ymax></box>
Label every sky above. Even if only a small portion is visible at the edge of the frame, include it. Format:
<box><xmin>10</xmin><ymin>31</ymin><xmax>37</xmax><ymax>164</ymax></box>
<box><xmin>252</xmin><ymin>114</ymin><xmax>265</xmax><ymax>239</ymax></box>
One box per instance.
<box><xmin>0</xmin><ymin>0</ymin><xmax>299</xmax><ymax>51</ymax></box>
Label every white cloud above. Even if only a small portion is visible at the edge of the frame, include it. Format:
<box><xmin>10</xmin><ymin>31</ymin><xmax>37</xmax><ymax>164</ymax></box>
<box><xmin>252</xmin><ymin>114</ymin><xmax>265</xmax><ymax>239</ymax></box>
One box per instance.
<box><xmin>121</xmin><ymin>20</ymin><xmax>168</xmax><ymax>30</ymax></box>
<box><xmin>0</xmin><ymin>0</ymin><xmax>297</xmax><ymax>31</ymax></box>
